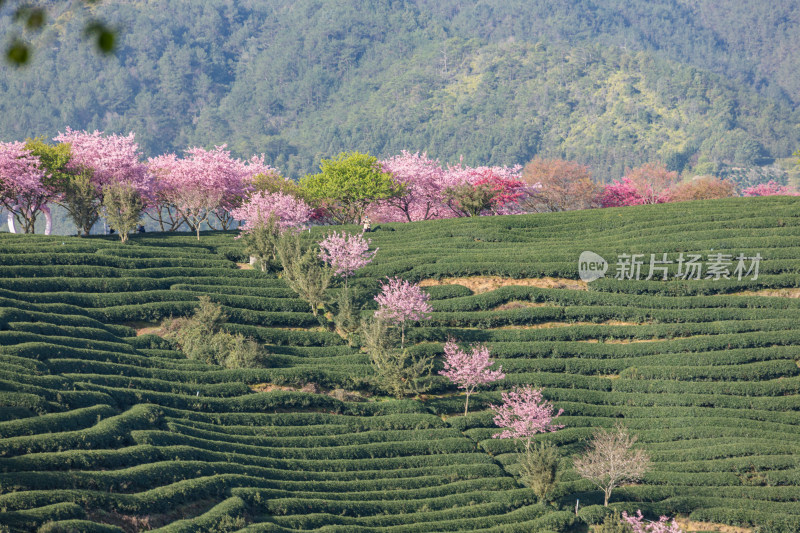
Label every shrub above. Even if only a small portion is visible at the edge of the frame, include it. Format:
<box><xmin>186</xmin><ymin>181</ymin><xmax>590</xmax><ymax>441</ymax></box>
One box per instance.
<box><xmin>277</xmin><ymin>231</ymin><xmax>332</xmax><ymax>320</ymax></box>
<box><xmin>519</xmin><ymin>440</ymin><xmax>561</xmax><ymax>504</ymax></box>
<box><xmin>162</xmin><ymin>296</ymin><xmax>268</xmax><ymax>369</ymax></box>
<box><xmin>101</xmin><ymin>182</ymin><xmax>145</xmax><ymax>243</ymax></box>
<box><xmin>361</xmin><ymin>317</ymin><xmax>433</xmax><ymax>398</ymax></box>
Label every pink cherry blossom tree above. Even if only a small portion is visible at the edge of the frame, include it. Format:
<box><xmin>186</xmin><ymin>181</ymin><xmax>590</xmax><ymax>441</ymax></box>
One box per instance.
<box><xmin>319</xmin><ymin>231</ymin><xmax>378</xmax><ymax>287</ymax></box>
<box><xmin>53</xmin><ymin>128</ymin><xmax>152</xmax><ymax>236</ymax></box>
<box><xmin>231</xmin><ymin>191</ymin><xmax>313</xmax><ymax>234</ymax></box>
<box><xmin>439</xmin><ymin>339</ymin><xmax>505</xmax><ymax>415</ymax></box>
<box><xmin>600</xmin><ymin>163</ymin><xmax>678</xmax><ymax>208</ymax></box>
<box><xmin>147</xmin><ymin>145</ymin><xmax>247</xmax><ymax>240</ymax></box>
<box><xmin>491</xmin><ymin>385</ymin><xmax>564</xmax><ymax>453</ymax></box>
<box><xmin>742</xmin><ymin>180</ymin><xmax>800</xmax><ymax>197</ymax></box>
<box><xmin>374</xmin><ymin>277</ymin><xmax>432</xmax><ymax>349</ymax></box>
<box><xmin>622</xmin><ymin>510</ymin><xmax>683</xmax><ymax>533</ymax></box>
<box><xmin>442</xmin><ymin>162</ymin><xmax>525</xmax><ymax>217</ymax></box>
<box><xmin>212</xmin><ymin>154</ymin><xmax>278</xmax><ymax>230</ymax></box>
<box><xmin>375</xmin><ymin>151</ymin><xmax>448</xmax><ymax>222</ymax></box>
<box><xmin>53</xmin><ymin>128</ymin><xmax>151</xmax><ymax>194</ymax></box>
<box><xmin>0</xmin><ymin>141</ymin><xmax>53</xmax><ymax>234</ymax></box>
<box><xmin>598</xmin><ymin>178</ymin><xmax>647</xmax><ymax>207</ymax></box>
<box><xmin>229</xmin><ymin>190</ymin><xmax>312</xmax><ymax>272</ymax></box>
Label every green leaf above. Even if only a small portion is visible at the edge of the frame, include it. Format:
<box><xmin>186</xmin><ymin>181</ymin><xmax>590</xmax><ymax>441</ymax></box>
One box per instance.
<box><xmin>5</xmin><ymin>39</ymin><xmax>30</xmax><ymax>66</ymax></box>
<box><xmin>84</xmin><ymin>21</ymin><xmax>116</xmax><ymax>54</ymax></box>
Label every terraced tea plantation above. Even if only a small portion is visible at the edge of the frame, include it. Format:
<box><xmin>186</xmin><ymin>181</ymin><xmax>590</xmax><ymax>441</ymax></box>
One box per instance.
<box><xmin>1</xmin><ymin>196</ymin><xmax>800</xmax><ymax>532</ymax></box>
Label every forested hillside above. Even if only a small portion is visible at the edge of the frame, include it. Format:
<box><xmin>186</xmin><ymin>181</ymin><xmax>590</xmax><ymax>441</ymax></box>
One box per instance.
<box><xmin>0</xmin><ymin>0</ymin><xmax>799</xmax><ymax>180</ymax></box>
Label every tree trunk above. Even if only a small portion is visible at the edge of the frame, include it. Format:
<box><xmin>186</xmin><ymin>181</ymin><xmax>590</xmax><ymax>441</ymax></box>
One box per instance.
<box><xmin>42</xmin><ymin>206</ymin><xmax>52</xmax><ymax>235</ymax></box>
<box><xmin>464</xmin><ymin>391</ymin><xmax>470</xmax><ymax>416</ymax></box>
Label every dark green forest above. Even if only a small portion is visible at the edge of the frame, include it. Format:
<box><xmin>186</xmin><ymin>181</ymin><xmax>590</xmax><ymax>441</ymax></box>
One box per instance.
<box><xmin>0</xmin><ymin>0</ymin><xmax>799</xmax><ymax>181</ymax></box>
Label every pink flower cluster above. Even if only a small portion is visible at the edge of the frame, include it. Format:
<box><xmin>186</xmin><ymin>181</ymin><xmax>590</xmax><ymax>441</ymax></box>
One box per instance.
<box><xmin>440</xmin><ymin>340</ymin><xmax>505</xmax><ymax>415</ymax></box>
<box><xmin>0</xmin><ymin>141</ymin><xmax>49</xmax><ymax>202</ymax></box>
<box><xmin>622</xmin><ymin>510</ymin><xmax>683</xmax><ymax>533</ymax></box>
<box><xmin>599</xmin><ymin>178</ymin><xmax>650</xmax><ymax>207</ymax></box>
<box><xmin>374</xmin><ymin>277</ymin><xmax>432</xmax><ymax>348</ymax></box>
<box><xmin>318</xmin><ymin>231</ymin><xmax>377</xmax><ymax>279</ymax></box>
<box><xmin>372</xmin><ymin>151</ymin><xmax>524</xmax><ymax>222</ymax></box>
<box><xmin>741</xmin><ymin>180</ymin><xmax>800</xmax><ymax>197</ymax></box>
<box><xmin>231</xmin><ymin>191</ymin><xmax>313</xmax><ymax>233</ymax></box>
<box><xmin>491</xmin><ymin>386</ymin><xmax>564</xmax><ymax>441</ymax></box>
<box><xmin>440</xmin><ymin>340</ymin><xmax>505</xmax><ymax>393</ymax></box>
<box><xmin>374</xmin><ymin>277</ymin><xmax>432</xmax><ymax>325</ymax></box>
<box><xmin>0</xmin><ymin>141</ymin><xmax>52</xmax><ymax>233</ymax></box>
<box><xmin>54</xmin><ymin>128</ymin><xmax>151</xmax><ymax>196</ymax></box>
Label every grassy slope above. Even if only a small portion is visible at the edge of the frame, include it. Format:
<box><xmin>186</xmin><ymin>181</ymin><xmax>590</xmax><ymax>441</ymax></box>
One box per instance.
<box><xmin>1</xmin><ymin>197</ymin><xmax>800</xmax><ymax>531</ymax></box>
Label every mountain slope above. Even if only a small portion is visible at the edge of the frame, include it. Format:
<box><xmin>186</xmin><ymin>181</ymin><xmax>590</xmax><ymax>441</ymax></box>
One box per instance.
<box><xmin>0</xmin><ymin>0</ymin><xmax>798</xmax><ymax>180</ymax></box>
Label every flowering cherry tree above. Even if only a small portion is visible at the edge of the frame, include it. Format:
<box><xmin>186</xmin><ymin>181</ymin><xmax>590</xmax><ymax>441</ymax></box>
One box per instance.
<box><xmin>53</xmin><ymin>128</ymin><xmax>151</xmax><ymax>194</ymax></box>
<box><xmin>599</xmin><ymin>178</ymin><xmax>647</xmax><ymax>207</ymax></box>
<box><xmin>491</xmin><ymin>386</ymin><xmax>564</xmax><ymax>452</ymax></box>
<box><xmin>231</xmin><ymin>191</ymin><xmax>312</xmax><ymax>233</ymax></box>
<box><xmin>0</xmin><ymin>141</ymin><xmax>53</xmax><ymax>234</ymax></box>
<box><xmin>622</xmin><ymin>510</ymin><xmax>683</xmax><ymax>533</ymax></box>
<box><xmin>214</xmin><ymin>154</ymin><xmax>280</xmax><ymax>230</ymax></box>
<box><xmin>443</xmin><ymin>163</ymin><xmax>526</xmax><ymax>217</ymax></box>
<box><xmin>53</xmin><ymin>128</ymin><xmax>152</xmax><ymax>236</ymax></box>
<box><xmin>623</xmin><ymin>162</ymin><xmax>678</xmax><ymax>204</ymax></box>
<box><xmin>147</xmin><ymin>146</ymin><xmax>249</xmax><ymax>240</ymax></box>
<box><xmin>370</xmin><ymin>154</ymin><xmax>525</xmax><ymax>221</ymax></box>
<box><xmin>374</xmin><ymin>277</ymin><xmax>432</xmax><ymax>349</ymax></box>
<box><xmin>742</xmin><ymin>180</ymin><xmax>800</xmax><ymax>197</ymax></box>
<box><xmin>521</xmin><ymin>157</ymin><xmax>598</xmax><ymax>212</ymax></box>
<box><xmin>600</xmin><ymin>163</ymin><xmax>678</xmax><ymax>208</ymax></box>
<box><xmin>439</xmin><ymin>339</ymin><xmax>505</xmax><ymax>415</ymax></box>
<box><xmin>376</xmin><ymin>151</ymin><xmax>448</xmax><ymax>222</ymax></box>
<box><xmin>665</xmin><ymin>176</ymin><xmax>736</xmax><ymax>202</ymax></box>
<box><xmin>319</xmin><ymin>231</ymin><xmax>377</xmax><ymax>287</ymax></box>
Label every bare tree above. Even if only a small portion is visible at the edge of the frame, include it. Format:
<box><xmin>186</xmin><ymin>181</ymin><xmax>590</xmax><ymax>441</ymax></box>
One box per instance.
<box><xmin>572</xmin><ymin>423</ymin><xmax>650</xmax><ymax>507</ymax></box>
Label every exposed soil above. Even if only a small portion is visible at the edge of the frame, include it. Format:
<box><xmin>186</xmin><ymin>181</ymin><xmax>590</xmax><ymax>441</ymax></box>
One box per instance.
<box><xmin>249</xmin><ymin>382</ymin><xmax>367</xmax><ymax>402</ymax></box>
<box><xmin>87</xmin><ymin>499</ymin><xmax>221</xmax><ymax>532</ymax></box>
<box><xmin>124</xmin><ymin>321</ymin><xmax>164</xmax><ymax>337</ymax></box>
<box><xmin>676</xmin><ymin>519</ymin><xmax>752</xmax><ymax>533</ymax></box>
<box><xmin>493</xmin><ymin>300</ymin><xmax>559</xmax><ymax>310</ymax></box>
<box><xmin>732</xmin><ymin>288</ymin><xmax>800</xmax><ymax>298</ymax></box>
<box><xmin>419</xmin><ymin>276</ymin><xmax>587</xmax><ymax>294</ymax></box>
<box><xmin>602</xmin><ymin>338</ymin><xmax>661</xmax><ymax>344</ymax></box>
<box><xmin>236</xmin><ymin>262</ymin><xmax>254</xmax><ymax>270</ymax></box>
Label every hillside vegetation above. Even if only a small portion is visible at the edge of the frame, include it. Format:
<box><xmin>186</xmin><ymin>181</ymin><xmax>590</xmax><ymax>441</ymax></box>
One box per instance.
<box><xmin>0</xmin><ymin>0</ymin><xmax>798</xmax><ymax>179</ymax></box>
<box><xmin>1</xmin><ymin>197</ymin><xmax>800</xmax><ymax>531</ymax></box>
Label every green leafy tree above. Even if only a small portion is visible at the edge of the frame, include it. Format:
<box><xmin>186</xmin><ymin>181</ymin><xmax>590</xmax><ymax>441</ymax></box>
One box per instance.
<box><xmin>243</xmin><ymin>213</ymin><xmax>282</xmax><ymax>272</ymax></box>
<box><xmin>60</xmin><ymin>169</ymin><xmax>102</xmax><ymax>236</ymax></box>
<box><xmin>277</xmin><ymin>231</ymin><xmax>332</xmax><ymax>321</ymax></box>
<box><xmin>518</xmin><ymin>441</ymin><xmax>561</xmax><ymax>504</ymax></box>
<box><xmin>300</xmin><ymin>151</ymin><xmax>401</xmax><ymax>224</ymax></box>
<box><xmin>24</xmin><ymin>137</ymin><xmax>72</xmax><ymax>191</ymax></box>
<box><xmin>360</xmin><ymin>316</ymin><xmax>433</xmax><ymax>398</ymax></box>
<box><xmin>444</xmin><ymin>182</ymin><xmax>501</xmax><ymax>217</ymax></box>
<box><xmin>162</xmin><ymin>296</ymin><xmax>267</xmax><ymax>368</ymax></box>
<box><xmin>101</xmin><ymin>182</ymin><xmax>144</xmax><ymax>243</ymax></box>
